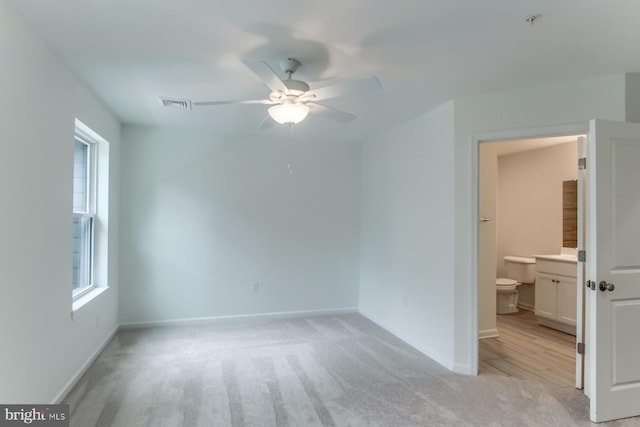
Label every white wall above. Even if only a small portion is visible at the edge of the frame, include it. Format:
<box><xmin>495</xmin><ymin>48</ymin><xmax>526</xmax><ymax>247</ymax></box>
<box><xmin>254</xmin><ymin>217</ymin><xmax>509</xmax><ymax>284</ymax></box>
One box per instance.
<box><xmin>625</xmin><ymin>73</ymin><xmax>640</xmax><ymax>123</ymax></box>
<box><xmin>453</xmin><ymin>75</ymin><xmax>628</xmax><ymax>372</ymax></box>
<box><xmin>0</xmin><ymin>2</ymin><xmax>120</xmax><ymax>403</ymax></box>
<box><xmin>359</xmin><ymin>76</ymin><xmax>628</xmax><ymax>373</ymax></box>
<box><xmin>119</xmin><ymin>126</ymin><xmax>361</xmax><ymax>324</ymax></box>
<box><xmin>359</xmin><ymin>101</ymin><xmax>456</xmax><ymax>368</ymax></box>
<box><xmin>496</xmin><ymin>142</ymin><xmax>577</xmax><ymax>309</ymax></box>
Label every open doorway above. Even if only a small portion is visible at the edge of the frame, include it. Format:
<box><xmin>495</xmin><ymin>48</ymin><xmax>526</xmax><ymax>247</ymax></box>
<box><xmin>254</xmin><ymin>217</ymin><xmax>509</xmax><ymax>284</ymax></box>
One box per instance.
<box><xmin>477</xmin><ymin>135</ymin><xmax>585</xmax><ymax>390</ymax></box>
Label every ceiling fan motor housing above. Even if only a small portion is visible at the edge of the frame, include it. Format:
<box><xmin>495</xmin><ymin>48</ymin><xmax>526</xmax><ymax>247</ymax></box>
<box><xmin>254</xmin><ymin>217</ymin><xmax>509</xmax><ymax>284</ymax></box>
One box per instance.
<box><xmin>269</xmin><ymin>79</ymin><xmax>310</xmax><ymax>101</ymax></box>
<box><xmin>284</xmin><ymin>79</ymin><xmax>309</xmax><ymax>94</ymax></box>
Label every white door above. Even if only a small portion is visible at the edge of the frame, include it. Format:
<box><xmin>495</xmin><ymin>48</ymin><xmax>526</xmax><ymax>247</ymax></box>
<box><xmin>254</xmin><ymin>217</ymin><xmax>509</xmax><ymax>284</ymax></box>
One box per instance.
<box><xmin>588</xmin><ymin>119</ymin><xmax>640</xmax><ymax>422</ymax></box>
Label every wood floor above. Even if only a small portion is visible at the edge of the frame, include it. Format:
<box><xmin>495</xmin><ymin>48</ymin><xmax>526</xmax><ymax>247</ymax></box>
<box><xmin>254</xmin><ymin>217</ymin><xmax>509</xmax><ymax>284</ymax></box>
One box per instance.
<box><xmin>479</xmin><ymin>309</ymin><xmax>577</xmax><ymax>389</ymax></box>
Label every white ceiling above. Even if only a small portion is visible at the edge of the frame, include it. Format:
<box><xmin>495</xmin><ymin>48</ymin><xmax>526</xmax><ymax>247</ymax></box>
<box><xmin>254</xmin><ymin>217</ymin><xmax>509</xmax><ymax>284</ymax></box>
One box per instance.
<box><xmin>8</xmin><ymin>0</ymin><xmax>640</xmax><ymax>143</ymax></box>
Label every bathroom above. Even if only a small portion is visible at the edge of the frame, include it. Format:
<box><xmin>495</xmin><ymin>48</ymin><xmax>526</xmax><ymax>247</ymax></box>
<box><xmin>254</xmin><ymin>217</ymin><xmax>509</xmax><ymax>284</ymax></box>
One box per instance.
<box><xmin>478</xmin><ymin>135</ymin><xmax>581</xmax><ymax>339</ymax></box>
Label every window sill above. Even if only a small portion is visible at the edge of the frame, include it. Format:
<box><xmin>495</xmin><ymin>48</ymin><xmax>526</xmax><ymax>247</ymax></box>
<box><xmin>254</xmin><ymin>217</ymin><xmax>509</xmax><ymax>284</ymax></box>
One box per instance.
<box><xmin>71</xmin><ymin>286</ymin><xmax>109</xmax><ymax>320</ymax></box>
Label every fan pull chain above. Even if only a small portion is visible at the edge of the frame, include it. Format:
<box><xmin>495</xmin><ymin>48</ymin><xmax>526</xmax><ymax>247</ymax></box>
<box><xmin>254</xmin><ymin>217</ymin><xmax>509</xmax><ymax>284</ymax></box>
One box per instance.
<box><xmin>287</xmin><ymin>124</ymin><xmax>295</xmax><ymax>175</ymax></box>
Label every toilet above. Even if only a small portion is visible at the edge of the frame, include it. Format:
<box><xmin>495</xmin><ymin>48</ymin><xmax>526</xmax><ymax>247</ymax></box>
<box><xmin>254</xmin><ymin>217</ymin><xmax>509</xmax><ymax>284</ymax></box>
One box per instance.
<box><xmin>496</xmin><ymin>256</ymin><xmax>536</xmax><ymax>314</ymax></box>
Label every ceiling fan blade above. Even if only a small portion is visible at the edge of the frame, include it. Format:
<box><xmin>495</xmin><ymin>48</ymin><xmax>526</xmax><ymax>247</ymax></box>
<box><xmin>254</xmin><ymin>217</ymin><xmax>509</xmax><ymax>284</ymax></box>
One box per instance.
<box><xmin>258</xmin><ymin>115</ymin><xmax>275</xmax><ymax>129</ymax></box>
<box><xmin>193</xmin><ymin>99</ymin><xmax>274</xmax><ymax>107</ymax></box>
<box><xmin>242</xmin><ymin>59</ymin><xmax>289</xmax><ymax>94</ymax></box>
<box><xmin>307</xmin><ymin>102</ymin><xmax>356</xmax><ymax>123</ymax></box>
<box><xmin>302</xmin><ymin>76</ymin><xmax>381</xmax><ymax>102</ymax></box>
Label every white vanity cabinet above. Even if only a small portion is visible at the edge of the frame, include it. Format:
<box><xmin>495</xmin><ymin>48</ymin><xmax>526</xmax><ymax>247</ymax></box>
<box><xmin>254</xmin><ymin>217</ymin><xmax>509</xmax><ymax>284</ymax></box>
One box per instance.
<box><xmin>534</xmin><ymin>256</ymin><xmax>577</xmax><ymax>335</ymax></box>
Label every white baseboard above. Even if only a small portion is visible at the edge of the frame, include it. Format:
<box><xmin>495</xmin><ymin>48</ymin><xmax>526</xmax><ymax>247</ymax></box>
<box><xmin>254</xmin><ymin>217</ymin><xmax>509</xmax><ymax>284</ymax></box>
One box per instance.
<box><xmin>536</xmin><ymin>316</ymin><xmax>576</xmax><ymax>336</ymax></box>
<box><xmin>358</xmin><ymin>309</ymin><xmax>456</xmax><ymax>373</ymax></box>
<box><xmin>479</xmin><ymin>328</ymin><xmax>499</xmax><ymax>339</ymax></box>
<box><xmin>453</xmin><ymin>361</ymin><xmax>473</xmax><ymax>375</ymax></box>
<box><xmin>119</xmin><ymin>307</ymin><xmax>359</xmax><ymax>329</ymax></box>
<box><xmin>52</xmin><ymin>325</ymin><xmax>118</xmax><ymax>404</ymax></box>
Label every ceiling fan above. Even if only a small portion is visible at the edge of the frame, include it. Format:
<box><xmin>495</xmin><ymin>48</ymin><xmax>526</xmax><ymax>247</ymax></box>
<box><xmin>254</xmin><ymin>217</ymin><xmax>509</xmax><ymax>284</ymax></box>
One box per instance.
<box><xmin>190</xmin><ymin>58</ymin><xmax>381</xmax><ymax>127</ymax></box>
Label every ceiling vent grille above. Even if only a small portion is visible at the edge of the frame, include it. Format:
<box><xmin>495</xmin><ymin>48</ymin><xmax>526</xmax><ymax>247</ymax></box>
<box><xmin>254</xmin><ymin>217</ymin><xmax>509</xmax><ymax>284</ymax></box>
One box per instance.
<box><xmin>159</xmin><ymin>97</ymin><xmax>192</xmax><ymax>110</ymax></box>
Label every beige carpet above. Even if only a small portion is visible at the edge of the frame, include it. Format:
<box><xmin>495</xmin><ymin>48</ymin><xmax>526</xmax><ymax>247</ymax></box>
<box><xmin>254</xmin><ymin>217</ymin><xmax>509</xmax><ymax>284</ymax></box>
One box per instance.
<box><xmin>64</xmin><ymin>313</ymin><xmax>637</xmax><ymax>426</ymax></box>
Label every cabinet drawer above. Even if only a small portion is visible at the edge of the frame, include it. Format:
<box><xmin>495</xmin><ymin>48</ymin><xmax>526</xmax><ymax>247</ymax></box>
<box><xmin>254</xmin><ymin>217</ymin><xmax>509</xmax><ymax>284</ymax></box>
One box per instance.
<box><xmin>535</xmin><ymin>259</ymin><xmax>577</xmax><ymax>278</ymax></box>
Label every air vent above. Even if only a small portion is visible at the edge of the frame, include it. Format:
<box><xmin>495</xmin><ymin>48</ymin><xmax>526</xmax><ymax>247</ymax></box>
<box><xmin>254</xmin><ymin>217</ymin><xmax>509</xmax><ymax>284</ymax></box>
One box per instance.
<box><xmin>159</xmin><ymin>97</ymin><xmax>192</xmax><ymax>110</ymax></box>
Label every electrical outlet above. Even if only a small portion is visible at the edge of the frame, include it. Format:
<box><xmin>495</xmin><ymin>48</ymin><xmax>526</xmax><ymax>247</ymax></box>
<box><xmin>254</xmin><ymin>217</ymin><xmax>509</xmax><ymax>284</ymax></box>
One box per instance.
<box><xmin>252</xmin><ymin>282</ymin><xmax>260</xmax><ymax>293</ymax></box>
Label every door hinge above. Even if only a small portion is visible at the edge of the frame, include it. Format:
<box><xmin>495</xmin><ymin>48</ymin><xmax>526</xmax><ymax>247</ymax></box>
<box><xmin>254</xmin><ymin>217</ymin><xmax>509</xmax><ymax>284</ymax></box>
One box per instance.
<box><xmin>577</xmin><ymin>342</ymin><xmax>585</xmax><ymax>355</ymax></box>
<box><xmin>578</xmin><ymin>250</ymin><xmax>586</xmax><ymax>262</ymax></box>
<box><xmin>578</xmin><ymin>157</ymin><xmax>587</xmax><ymax>170</ymax></box>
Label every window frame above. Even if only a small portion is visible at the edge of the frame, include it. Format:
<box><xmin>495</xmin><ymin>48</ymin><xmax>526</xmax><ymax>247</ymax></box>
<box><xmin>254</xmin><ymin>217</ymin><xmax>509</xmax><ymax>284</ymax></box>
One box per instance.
<box><xmin>72</xmin><ymin>133</ymin><xmax>98</xmax><ymax>300</ymax></box>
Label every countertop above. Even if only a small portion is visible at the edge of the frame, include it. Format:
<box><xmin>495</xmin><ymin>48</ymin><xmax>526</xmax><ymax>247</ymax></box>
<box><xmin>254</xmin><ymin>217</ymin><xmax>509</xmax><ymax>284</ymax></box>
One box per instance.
<box><xmin>534</xmin><ymin>254</ymin><xmax>578</xmax><ymax>263</ymax></box>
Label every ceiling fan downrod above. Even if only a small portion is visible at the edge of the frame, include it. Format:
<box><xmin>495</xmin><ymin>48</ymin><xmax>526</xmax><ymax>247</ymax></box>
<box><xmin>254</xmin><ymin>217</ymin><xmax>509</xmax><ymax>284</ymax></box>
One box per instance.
<box><xmin>281</xmin><ymin>58</ymin><xmax>302</xmax><ymax>80</ymax></box>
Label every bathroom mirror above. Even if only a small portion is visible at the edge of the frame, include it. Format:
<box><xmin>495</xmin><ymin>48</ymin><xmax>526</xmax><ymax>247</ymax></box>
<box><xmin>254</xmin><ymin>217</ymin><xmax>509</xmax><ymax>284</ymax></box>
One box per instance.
<box><xmin>563</xmin><ymin>180</ymin><xmax>578</xmax><ymax>248</ymax></box>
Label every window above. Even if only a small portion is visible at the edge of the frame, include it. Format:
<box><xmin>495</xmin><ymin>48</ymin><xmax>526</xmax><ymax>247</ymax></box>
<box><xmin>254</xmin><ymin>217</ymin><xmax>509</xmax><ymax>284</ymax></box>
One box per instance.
<box><xmin>72</xmin><ymin>134</ymin><xmax>96</xmax><ymax>298</ymax></box>
<box><xmin>72</xmin><ymin>119</ymin><xmax>109</xmax><ymax>306</ymax></box>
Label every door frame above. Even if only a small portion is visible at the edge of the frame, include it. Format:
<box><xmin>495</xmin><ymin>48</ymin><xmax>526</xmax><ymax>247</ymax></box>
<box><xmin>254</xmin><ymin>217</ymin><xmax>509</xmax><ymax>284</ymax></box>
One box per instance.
<box><xmin>469</xmin><ymin>122</ymin><xmax>589</xmax><ymax>376</ymax></box>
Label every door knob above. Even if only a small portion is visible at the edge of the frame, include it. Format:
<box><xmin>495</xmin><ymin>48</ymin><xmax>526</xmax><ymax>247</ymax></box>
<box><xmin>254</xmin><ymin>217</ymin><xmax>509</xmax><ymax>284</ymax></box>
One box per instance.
<box><xmin>599</xmin><ymin>281</ymin><xmax>615</xmax><ymax>292</ymax></box>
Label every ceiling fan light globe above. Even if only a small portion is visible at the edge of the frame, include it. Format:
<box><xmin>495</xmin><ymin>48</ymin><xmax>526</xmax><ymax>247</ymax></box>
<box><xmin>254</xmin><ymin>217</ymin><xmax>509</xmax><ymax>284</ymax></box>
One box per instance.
<box><xmin>268</xmin><ymin>103</ymin><xmax>309</xmax><ymax>125</ymax></box>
